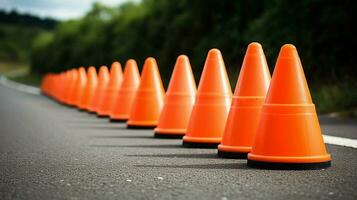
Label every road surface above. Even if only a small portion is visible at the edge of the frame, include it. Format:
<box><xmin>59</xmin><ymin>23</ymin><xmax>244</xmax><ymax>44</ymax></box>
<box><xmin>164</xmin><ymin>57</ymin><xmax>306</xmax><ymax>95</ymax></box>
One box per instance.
<box><xmin>0</xmin><ymin>82</ymin><xmax>357</xmax><ymax>200</ymax></box>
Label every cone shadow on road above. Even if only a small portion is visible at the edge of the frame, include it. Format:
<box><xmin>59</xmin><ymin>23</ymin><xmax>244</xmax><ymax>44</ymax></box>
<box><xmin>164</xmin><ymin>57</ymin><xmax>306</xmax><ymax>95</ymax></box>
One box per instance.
<box><xmin>126</xmin><ymin>153</ymin><xmax>217</xmax><ymax>159</ymax></box>
<box><xmin>89</xmin><ymin>135</ymin><xmax>154</xmax><ymax>139</ymax></box>
<box><xmin>89</xmin><ymin>144</ymin><xmax>182</xmax><ymax>149</ymax></box>
<box><xmin>72</xmin><ymin>125</ymin><xmax>128</xmax><ymax>130</ymax></box>
<box><xmin>65</xmin><ymin>120</ymin><xmax>108</xmax><ymax>124</ymax></box>
<box><xmin>134</xmin><ymin>163</ymin><xmax>248</xmax><ymax>170</ymax></box>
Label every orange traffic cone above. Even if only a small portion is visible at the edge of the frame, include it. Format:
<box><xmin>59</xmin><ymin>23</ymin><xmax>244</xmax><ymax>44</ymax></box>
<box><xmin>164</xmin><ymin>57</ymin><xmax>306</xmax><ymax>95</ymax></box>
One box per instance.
<box><xmin>218</xmin><ymin>42</ymin><xmax>271</xmax><ymax>158</ymax></box>
<box><xmin>110</xmin><ymin>59</ymin><xmax>141</xmax><ymax>122</ymax></box>
<box><xmin>66</xmin><ymin>69</ymin><xmax>79</xmax><ymax>106</ymax></box>
<box><xmin>183</xmin><ymin>49</ymin><xmax>232</xmax><ymax>148</ymax></box>
<box><xmin>154</xmin><ymin>55</ymin><xmax>197</xmax><ymax>138</ymax></box>
<box><xmin>247</xmin><ymin>44</ymin><xmax>331</xmax><ymax>169</ymax></box>
<box><xmin>88</xmin><ymin>66</ymin><xmax>109</xmax><ymax>114</ymax></box>
<box><xmin>127</xmin><ymin>57</ymin><xmax>165</xmax><ymax>128</ymax></box>
<box><xmin>73</xmin><ymin>67</ymin><xmax>87</xmax><ymax>107</ymax></box>
<box><xmin>97</xmin><ymin>62</ymin><xmax>123</xmax><ymax>117</ymax></box>
<box><xmin>62</xmin><ymin>70</ymin><xmax>73</xmax><ymax>105</ymax></box>
<box><xmin>54</xmin><ymin>73</ymin><xmax>64</xmax><ymax>102</ymax></box>
<box><xmin>78</xmin><ymin>66</ymin><xmax>98</xmax><ymax>111</ymax></box>
<box><xmin>58</xmin><ymin>72</ymin><xmax>69</xmax><ymax>103</ymax></box>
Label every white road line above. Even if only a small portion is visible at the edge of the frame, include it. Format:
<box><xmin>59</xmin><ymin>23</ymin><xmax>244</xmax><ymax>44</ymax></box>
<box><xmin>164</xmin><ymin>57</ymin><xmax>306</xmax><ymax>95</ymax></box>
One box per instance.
<box><xmin>323</xmin><ymin>135</ymin><xmax>357</xmax><ymax>148</ymax></box>
<box><xmin>0</xmin><ymin>76</ymin><xmax>40</xmax><ymax>95</ymax></box>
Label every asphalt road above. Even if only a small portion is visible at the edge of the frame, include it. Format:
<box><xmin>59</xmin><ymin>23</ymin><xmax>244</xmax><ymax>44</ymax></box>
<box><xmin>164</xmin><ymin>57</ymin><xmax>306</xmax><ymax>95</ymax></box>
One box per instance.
<box><xmin>0</xmin><ymin>83</ymin><xmax>357</xmax><ymax>200</ymax></box>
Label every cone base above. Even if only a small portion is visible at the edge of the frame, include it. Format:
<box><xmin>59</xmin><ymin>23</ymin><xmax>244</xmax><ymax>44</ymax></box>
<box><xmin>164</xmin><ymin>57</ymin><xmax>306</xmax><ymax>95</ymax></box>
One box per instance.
<box><xmin>217</xmin><ymin>150</ymin><xmax>247</xmax><ymax>159</ymax></box>
<box><xmin>247</xmin><ymin>159</ymin><xmax>331</xmax><ymax>170</ymax></box>
<box><xmin>57</xmin><ymin>101</ymin><xmax>67</xmax><ymax>106</ymax></box>
<box><xmin>127</xmin><ymin>124</ymin><xmax>156</xmax><ymax>129</ymax></box>
<box><xmin>62</xmin><ymin>103</ymin><xmax>74</xmax><ymax>108</ymax></box>
<box><xmin>154</xmin><ymin>128</ymin><xmax>185</xmax><ymax>136</ymax></box>
<box><xmin>66</xmin><ymin>103</ymin><xmax>76</xmax><ymax>108</ymax></box>
<box><xmin>97</xmin><ymin>110</ymin><xmax>110</xmax><ymax>117</ymax></box>
<box><xmin>88</xmin><ymin>111</ymin><xmax>97</xmax><ymax>114</ymax></box>
<box><xmin>182</xmin><ymin>141</ymin><xmax>219</xmax><ymax>149</ymax></box>
<box><xmin>154</xmin><ymin>133</ymin><xmax>183</xmax><ymax>139</ymax></box>
<box><xmin>109</xmin><ymin>118</ymin><xmax>127</xmax><ymax>123</ymax></box>
<box><xmin>97</xmin><ymin>115</ymin><xmax>109</xmax><ymax>118</ymax></box>
<box><xmin>77</xmin><ymin>108</ymin><xmax>87</xmax><ymax>112</ymax></box>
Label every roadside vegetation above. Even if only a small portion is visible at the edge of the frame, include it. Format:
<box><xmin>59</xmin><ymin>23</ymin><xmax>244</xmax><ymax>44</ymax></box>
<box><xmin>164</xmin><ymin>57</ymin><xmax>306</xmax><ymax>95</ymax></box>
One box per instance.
<box><xmin>0</xmin><ymin>10</ymin><xmax>56</xmax><ymax>86</ymax></box>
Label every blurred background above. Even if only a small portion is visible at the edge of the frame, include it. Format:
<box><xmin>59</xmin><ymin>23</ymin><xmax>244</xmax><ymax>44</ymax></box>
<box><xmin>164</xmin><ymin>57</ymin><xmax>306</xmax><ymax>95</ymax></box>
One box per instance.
<box><xmin>0</xmin><ymin>0</ymin><xmax>356</xmax><ymax>115</ymax></box>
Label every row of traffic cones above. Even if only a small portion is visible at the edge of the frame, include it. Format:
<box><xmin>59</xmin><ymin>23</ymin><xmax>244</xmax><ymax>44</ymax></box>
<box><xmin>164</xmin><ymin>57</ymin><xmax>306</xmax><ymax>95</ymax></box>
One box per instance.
<box><xmin>41</xmin><ymin>43</ymin><xmax>331</xmax><ymax>170</ymax></box>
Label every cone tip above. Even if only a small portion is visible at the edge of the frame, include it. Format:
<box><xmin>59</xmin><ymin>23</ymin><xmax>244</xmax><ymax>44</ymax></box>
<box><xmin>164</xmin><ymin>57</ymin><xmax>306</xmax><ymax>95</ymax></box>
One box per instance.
<box><xmin>177</xmin><ymin>54</ymin><xmax>189</xmax><ymax>61</ymax></box>
<box><xmin>281</xmin><ymin>44</ymin><xmax>296</xmax><ymax>50</ymax></box>
<box><xmin>112</xmin><ymin>61</ymin><xmax>120</xmax><ymax>66</ymax></box>
<box><xmin>79</xmin><ymin>67</ymin><xmax>86</xmax><ymax>73</ymax></box>
<box><xmin>208</xmin><ymin>48</ymin><xmax>222</xmax><ymax>57</ymax></box>
<box><xmin>145</xmin><ymin>57</ymin><xmax>157</xmax><ymax>67</ymax></box>
<box><xmin>247</xmin><ymin>42</ymin><xmax>262</xmax><ymax>51</ymax></box>
<box><xmin>146</xmin><ymin>57</ymin><xmax>156</xmax><ymax>62</ymax></box>
<box><xmin>127</xmin><ymin>59</ymin><xmax>136</xmax><ymax>64</ymax></box>
<box><xmin>100</xmin><ymin>65</ymin><xmax>108</xmax><ymax>69</ymax></box>
<box><xmin>279</xmin><ymin>44</ymin><xmax>298</xmax><ymax>58</ymax></box>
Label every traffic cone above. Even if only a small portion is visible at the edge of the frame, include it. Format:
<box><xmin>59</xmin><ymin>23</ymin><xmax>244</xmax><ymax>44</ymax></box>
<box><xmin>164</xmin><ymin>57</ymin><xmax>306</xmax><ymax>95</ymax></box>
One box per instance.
<box><xmin>88</xmin><ymin>66</ymin><xmax>109</xmax><ymax>114</ymax></box>
<box><xmin>127</xmin><ymin>57</ymin><xmax>165</xmax><ymax>128</ymax></box>
<box><xmin>65</xmin><ymin>69</ymin><xmax>78</xmax><ymax>106</ymax></box>
<box><xmin>78</xmin><ymin>66</ymin><xmax>98</xmax><ymax>111</ymax></box>
<box><xmin>56</xmin><ymin>72</ymin><xmax>67</xmax><ymax>103</ymax></box>
<box><xmin>218</xmin><ymin>42</ymin><xmax>271</xmax><ymax>158</ymax></box>
<box><xmin>183</xmin><ymin>49</ymin><xmax>232</xmax><ymax>148</ymax></box>
<box><xmin>62</xmin><ymin>70</ymin><xmax>73</xmax><ymax>105</ymax></box>
<box><xmin>110</xmin><ymin>59</ymin><xmax>141</xmax><ymax>122</ymax></box>
<box><xmin>73</xmin><ymin>67</ymin><xmax>87</xmax><ymax>107</ymax></box>
<box><xmin>58</xmin><ymin>72</ymin><xmax>70</xmax><ymax>103</ymax></box>
<box><xmin>154</xmin><ymin>55</ymin><xmax>197</xmax><ymax>138</ymax></box>
<box><xmin>247</xmin><ymin>44</ymin><xmax>331</xmax><ymax>169</ymax></box>
<box><xmin>97</xmin><ymin>62</ymin><xmax>123</xmax><ymax>117</ymax></box>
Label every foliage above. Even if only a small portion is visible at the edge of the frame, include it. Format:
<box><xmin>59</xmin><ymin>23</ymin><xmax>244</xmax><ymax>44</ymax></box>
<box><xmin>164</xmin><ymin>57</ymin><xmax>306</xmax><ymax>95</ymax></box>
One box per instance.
<box><xmin>29</xmin><ymin>0</ymin><xmax>357</xmax><ymax>112</ymax></box>
<box><xmin>0</xmin><ymin>10</ymin><xmax>57</xmax><ymax>62</ymax></box>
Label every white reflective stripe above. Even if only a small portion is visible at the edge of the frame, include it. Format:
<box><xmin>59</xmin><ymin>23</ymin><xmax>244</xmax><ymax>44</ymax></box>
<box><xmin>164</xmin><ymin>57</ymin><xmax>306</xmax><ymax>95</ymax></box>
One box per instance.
<box><xmin>323</xmin><ymin>135</ymin><xmax>357</xmax><ymax>148</ymax></box>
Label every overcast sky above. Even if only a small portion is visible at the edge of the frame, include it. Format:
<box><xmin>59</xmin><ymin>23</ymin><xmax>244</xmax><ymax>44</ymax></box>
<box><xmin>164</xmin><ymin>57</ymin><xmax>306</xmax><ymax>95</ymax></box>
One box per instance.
<box><xmin>1</xmin><ymin>0</ymin><xmax>135</xmax><ymax>20</ymax></box>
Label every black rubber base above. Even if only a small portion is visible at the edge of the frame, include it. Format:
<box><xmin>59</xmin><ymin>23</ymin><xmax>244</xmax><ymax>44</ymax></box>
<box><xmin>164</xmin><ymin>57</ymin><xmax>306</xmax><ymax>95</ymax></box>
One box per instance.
<box><xmin>88</xmin><ymin>111</ymin><xmax>97</xmax><ymax>115</ymax></box>
<box><xmin>62</xmin><ymin>103</ymin><xmax>74</xmax><ymax>108</ymax></box>
<box><xmin>97</xmin><ymin>114</ymin><xmax>109</xmax><ymax>118</ymax></box>
<box><xmin>77</xmin><ymin>108</ymin><xmax>87</xmax><ymax>112</ymax></box>
<box><xmin>154</xmin><ymin>133</ymin><xmax>184</xmax><ymax>139</ymax></box>
<box><xmin>57</xmin><ymin>101</ymin><xmax>67</xmax><ymax>106</ymax></box>
<box><xmin>217</xmin><ymin>150</ymin><xmax>247</xmax><ymax>159</ymax></box>
<box><xmin>127</xmin><ymin>124</ymin><xmax>156</xmax><ymax>129</ymax></box>
<box><xmin>109</xmin><ymin>118</ymin><xmax>127</xmax><ymax>123</ymax></box>
<box><xmin>182</xmin><ymin>141</ymin><xmax>219</xmax><ymax>149</ymax></box>
<box><xmin>247</xmin><ymin>159</ymin><xmax>331</xmax><ymax>170</ymax></box>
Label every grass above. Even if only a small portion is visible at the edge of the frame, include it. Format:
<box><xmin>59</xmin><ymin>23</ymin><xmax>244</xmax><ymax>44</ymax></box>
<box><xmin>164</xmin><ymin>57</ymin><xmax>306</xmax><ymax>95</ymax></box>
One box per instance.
<box><xmin>0</xmin><ymin>60</ymin><xmax>29</xmax><ymax>75</ymax></box>
<box><xmin>311</xmin><ymin>84</ymin><xmax>357</xmax><ymax>117</ymax></box>
<box><xmin>9</xmin><ymin>73</ymin><xmax>42</xmax><ymax>87</ymax></box>
<box><xmin>0</xmin><ymin>60</ymin><xmax>42</xmax><ymax>87</ymax></box>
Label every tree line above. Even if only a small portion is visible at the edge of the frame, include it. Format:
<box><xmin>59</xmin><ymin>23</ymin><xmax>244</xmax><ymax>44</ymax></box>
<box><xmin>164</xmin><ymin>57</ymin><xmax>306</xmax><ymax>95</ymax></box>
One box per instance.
<box><xmin>30</xmin><ymin>0</ymin><xmax>357</xmax><ymax>112</ymax></box>
<box><xmin>0</xmin><ymin>10</ymin><xmax>57</xmax><ymax>61</ymax></box>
